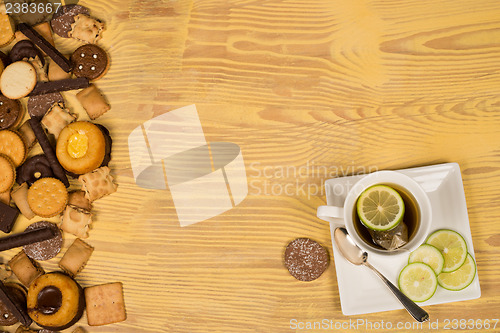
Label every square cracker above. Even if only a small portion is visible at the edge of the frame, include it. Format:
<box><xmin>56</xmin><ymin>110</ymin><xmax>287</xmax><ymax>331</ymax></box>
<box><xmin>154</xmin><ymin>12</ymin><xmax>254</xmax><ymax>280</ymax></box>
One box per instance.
<box><xmin>85</xmin><ymin>282</ymin><xmax>126</xmax><ymax>326</ymax></box>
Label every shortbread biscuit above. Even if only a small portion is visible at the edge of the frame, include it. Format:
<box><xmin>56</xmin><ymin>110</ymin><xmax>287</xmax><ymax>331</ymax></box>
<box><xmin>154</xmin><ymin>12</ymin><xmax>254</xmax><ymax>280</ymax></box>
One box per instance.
<box><xmin>8</xmin><ymin>251</ymin><xmax>44</xmax><ymax>287</ymax></box>
<box><xmin>85</xmin><ymin>282</ymin><xmax>126</xmax><ymax>326</ymax></box>
<box><xmin>11</xmin><ymin>183</ymin><xmax>35</xmax><ymax>220</ymax></box>
<box><xmin>59</xmin><ymin>238</ymin><xmax>94</xmax><ymax>276</ymax></box>
<box><xmin>0</xmin><ymin>154</ymin><xmax>15</xmax><ymax>193</ymax></box>
<box><xmin>27</xmin><ymin>177</ymin><xmax>68</xmax><ymax>218</ymax></box>
<box><xmin>70</xmin><ymin>14</ymin><xmax>105</xmax><ymax>44</ymax></box>
<box><xmin>41</xmin><ymin>103</ymin><xmax>77</xmax><ymax>139</ymax></box>
<box><xmin>60</xmin><ymin>205</ymin><xmax>92</xmax><ymax>238</ymax></box>
<box><xmin>0</xmin><ymin>61</ymin><xmax>37</xmax><ymax>99</ymax></box>
<box><xmin>0</xmin><ymin>130</ymin><xmax>27</xmax><ymax>167</ymax></box>
<box><xmin>76</xmin><ymin>84</ymin><xmax>110</xmax><ymax>120</ymax></box>
<box><xmin>78</xmin><ymin>166</ymin><xmax>117</xmax><ymax>202</ymax></box>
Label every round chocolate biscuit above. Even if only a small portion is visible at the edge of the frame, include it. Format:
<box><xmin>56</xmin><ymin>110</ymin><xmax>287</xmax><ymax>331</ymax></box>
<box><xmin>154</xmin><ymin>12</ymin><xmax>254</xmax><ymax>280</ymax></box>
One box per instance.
<box><xmin>284</xmin><ymin>238</ymin><xmax>329</xmax><ymax>282</ymax></box>
<box><xmin>23</xmin><ymin>221</ymin><xmax>63</xmax><ymax>261</ymax></box>
<box><xmin>0</xmin><ymin>95</ymin><xmax>23</xmax><ymax>130</ymax></box>
<box><xmin>9</xmin><ymin>40</ymin><xmax>45</xmax><ymax>66</ymax></box>
<box><xmin>50</xmin><ymin>5</ymin><xmax>89</xmax><ymax>38</ymax></box>
<box><xmin>0</xmin><ymin>282</ymin><xmax>27</xmax><ymax>326</ymax></box>
<box><xmin>16</xmin><ymin>154</ymin><xmax>54</xmax><ymax>186</ymax></box>
<box><xmin>71</xmin><ymin>44</ymin><xmax>108</xmax><ymax>80</ymax></box>
<box><xmin>27</xmin><ymin>92</ymin><xmax>64</xmax><ymax>119</ymax></box>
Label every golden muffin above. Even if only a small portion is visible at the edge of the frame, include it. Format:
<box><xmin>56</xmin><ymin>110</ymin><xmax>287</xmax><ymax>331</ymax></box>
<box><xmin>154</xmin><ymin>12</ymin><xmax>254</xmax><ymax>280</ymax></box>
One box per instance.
<box><xmin>56</xmin><ymin>121</ymin><xmax>105</xmax><ymax>175</ymax></box>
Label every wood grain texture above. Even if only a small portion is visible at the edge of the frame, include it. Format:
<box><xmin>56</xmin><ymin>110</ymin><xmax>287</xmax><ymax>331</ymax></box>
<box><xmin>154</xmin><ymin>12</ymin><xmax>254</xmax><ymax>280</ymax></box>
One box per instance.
<box><xmin>1</xmin><ymin>0</ymin><xmax>500</xmax><ymax>332</ymax></box>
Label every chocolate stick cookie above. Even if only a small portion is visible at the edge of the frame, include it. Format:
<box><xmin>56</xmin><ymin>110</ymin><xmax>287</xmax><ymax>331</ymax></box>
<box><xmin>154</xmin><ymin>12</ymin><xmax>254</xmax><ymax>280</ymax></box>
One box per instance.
<box><xmin>0</xmin><ymin>225</ymin><xmax>56</xmax><ymax>252</ymax></box>
<box><xmin>18</xmin><ymin>23</ymin><xmax>72</xmax><ymax>72</ymax></box>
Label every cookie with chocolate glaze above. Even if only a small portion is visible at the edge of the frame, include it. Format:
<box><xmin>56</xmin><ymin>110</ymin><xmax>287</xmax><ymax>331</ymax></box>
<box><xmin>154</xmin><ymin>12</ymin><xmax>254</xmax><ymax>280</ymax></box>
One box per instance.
<box><xmin>23</xmin><ymin>221</ymin><xmax>63</xmax><ymax>261</ymax></box>
<box><xmin>27</xmin><ymin>272</ymin><xmax>85</xmax><ymax>330</ymax></box>
<box><xmin>284</xmin><ymin>238</ymin><xmax>329</xmax><ymax>282</ymax></box>
<box><xmin>16</xmin><ymin>154</ymin><xmax>54</xmax><ymax>186</ymax></box>
<box><xmin>50</xmin><ymin>5</ymin><xmax>89</xmax><ymax>38</ymax></box>
<box><xmin>9</xmin><ymin>40</ymin><xmax>45</xmax><ymax>66</ymax></box>
<box><xmin>0</xmin><ymin>95</ymin><xmax>23</xmax><ymax>130</ymax></box>
<box><xmin>71</xmin><ymin>44</ymin><xmax>108</xmax><ymax>81</ymax></box>
<box><xmin>28</xmin><ymin>92</ymin><xmax>64</xmax><ymax>119</ymax></box>
<box><xmin>0</xmin><ymin>282</ymin><xmax>27</xmax><ymax>326</ymax></box>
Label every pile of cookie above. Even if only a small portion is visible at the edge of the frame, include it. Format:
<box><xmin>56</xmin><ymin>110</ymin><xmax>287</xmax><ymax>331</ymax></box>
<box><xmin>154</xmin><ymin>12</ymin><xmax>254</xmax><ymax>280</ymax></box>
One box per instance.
<box><xmin>0</xmin><ymin>3</ymin><xmax>125</xmax><ymax>332</ymax></box>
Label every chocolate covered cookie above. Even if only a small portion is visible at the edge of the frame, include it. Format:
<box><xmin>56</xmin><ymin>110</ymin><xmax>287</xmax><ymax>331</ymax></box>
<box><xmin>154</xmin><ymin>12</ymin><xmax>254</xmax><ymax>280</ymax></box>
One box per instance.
<box><xmin>28</xmin><ymin>92</ymin><xmax>64</xmax><ymax>119</ymax></box>
<box><xmin>16</xmin><ymin>154</ymin><xmax>54</xmax><ymax>186</ymax></box>
<box><xmin>27</xmin><ymin>272</ymin><xmax>85</xmax><ymax>330</ymax></box>
<box><xmin>71</xmin><ymin>44</ymin><xmax>108</xmax><ymax>80</ymax></box>
<box><xmin>23</xmin><ymin>221</ymin><xmax>62</xmax><ymax>261</ymax></box>
<box><xmin>0</xmin><ymin>95</ymin><xmax>23</xmax><ymax>130</ymax></box>
<box><xmin>9</xmin><ymin>40</ymin><xmax>44</xmax><ymax>66</ymax></box>
<box><xmin>284</xmin><ymin>238</ymin><xmax>329</xmax><ymax>282</ymax></box>
<box><xmin>50</xmin><ymin>5</ymin><xmax>89</xmax><ymax>38</ymax></box>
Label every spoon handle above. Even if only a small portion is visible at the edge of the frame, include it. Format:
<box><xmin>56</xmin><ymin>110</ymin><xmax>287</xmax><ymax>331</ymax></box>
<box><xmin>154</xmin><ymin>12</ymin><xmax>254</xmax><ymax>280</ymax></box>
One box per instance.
<box><xmin>364</xmin><ymin>262</ymin><xmax>429</xmax><ymax>323</ymax></box>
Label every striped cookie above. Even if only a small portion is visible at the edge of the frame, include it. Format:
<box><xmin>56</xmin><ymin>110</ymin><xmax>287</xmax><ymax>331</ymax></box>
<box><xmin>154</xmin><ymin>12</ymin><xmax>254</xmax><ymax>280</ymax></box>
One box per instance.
<box><xmin>27</xmin><ymin>177</ymin><xmax>68</xmax><ymax>218</ymax></box>
<box><xmin>0</xmin><ymin>130</ymin><xmax>26</xmax><ymax>167</ymax></box>
<box><xmin>0</xmin><ymin>154</ymin><xmax>15</xmax><ymax>193</ymax></box>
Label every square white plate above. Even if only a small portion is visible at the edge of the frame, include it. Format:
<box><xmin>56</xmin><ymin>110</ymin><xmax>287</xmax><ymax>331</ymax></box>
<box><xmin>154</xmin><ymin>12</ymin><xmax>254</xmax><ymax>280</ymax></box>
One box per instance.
<box><xmin>323</xmin><ymin>163</ymin><xmax>481</xmax><ymax>316</ymax></box>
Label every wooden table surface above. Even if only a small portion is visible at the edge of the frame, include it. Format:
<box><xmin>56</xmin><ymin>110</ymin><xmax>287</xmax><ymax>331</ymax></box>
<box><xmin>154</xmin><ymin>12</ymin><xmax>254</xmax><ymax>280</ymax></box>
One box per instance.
<box><xmin>2</xmin><ymin>0</ymin><xmax>500</xmax><ymax>332</ymax></box>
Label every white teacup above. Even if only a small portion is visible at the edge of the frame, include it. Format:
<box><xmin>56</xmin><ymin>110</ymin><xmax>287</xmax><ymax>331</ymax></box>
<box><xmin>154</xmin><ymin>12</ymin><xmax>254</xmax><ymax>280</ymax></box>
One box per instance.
<box><xmin>317</xmin><ymin>170</ymin><xmax>432</xmax><ymax>255</ymax></box>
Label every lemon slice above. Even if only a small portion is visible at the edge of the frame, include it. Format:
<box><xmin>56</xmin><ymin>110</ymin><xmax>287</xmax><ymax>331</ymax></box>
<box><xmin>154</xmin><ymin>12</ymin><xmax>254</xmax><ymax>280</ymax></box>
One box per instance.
<box><xmin>426</xmin><ymin>229</ymin><xmax>467</xmax><ymax>273</ymax></box>
<box><xmin>437</xmin><ymin>253</ymin><xmax>476</xmax><ymax>291</ymax></box>
<box><xmin>356</xmin><ymin>185</ymin><xmax>405</xmax><ymax>231</ymax></box>
<box><xmin>409</xmin><ymin>244</ymin><xmax>445</xmax><ymax>275</ymax></box>
<box><xmin>398</xmin><ymin>262</ymin><xmax>438</xmax><ymax>302</ymax></box>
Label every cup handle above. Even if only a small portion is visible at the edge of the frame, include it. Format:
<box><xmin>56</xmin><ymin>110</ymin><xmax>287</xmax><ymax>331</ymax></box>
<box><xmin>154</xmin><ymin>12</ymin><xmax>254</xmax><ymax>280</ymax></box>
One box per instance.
<box><xmin>317</xmin><ymin>205</ymin><xmax>345</xmax><ymax>226</ymax></box>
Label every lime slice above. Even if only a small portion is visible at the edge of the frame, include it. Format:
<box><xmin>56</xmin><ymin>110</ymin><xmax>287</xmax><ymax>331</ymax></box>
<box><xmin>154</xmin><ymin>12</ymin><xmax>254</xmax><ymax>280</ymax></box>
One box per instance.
<box><xmin>356</xmin><ymin>185</ymin><xmax>405</xmax><ymax>231</ymax></box>
<box><xmin>426</xmin><ymin>229</ymin><xmax>467</xmax><ymax>272</ymax></box>
<box><xmin>409</xmin><ymin>244</ymin><xmax>445</xmax><ymax>275</ymax></box>
<box><xmin>437</xmin><ymin>253</ymin><xmax>476</xmax><ymax>291</ymax></box>
<box><xmin>398</xmin><ymin>262</ymin><xmax>437</xmax><ymax>302</ymax></box>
